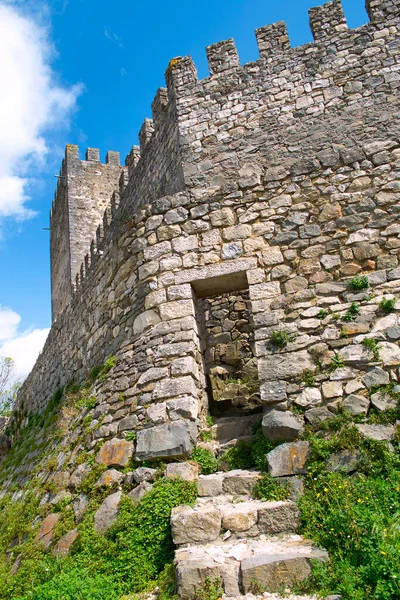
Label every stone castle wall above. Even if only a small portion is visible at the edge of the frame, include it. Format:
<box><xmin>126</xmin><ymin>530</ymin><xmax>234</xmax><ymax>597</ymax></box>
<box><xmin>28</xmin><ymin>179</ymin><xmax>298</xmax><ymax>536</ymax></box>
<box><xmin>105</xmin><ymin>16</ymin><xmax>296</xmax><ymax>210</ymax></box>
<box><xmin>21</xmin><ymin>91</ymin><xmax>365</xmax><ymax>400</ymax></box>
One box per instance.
<box><xmin>12</xmin><ymin>0</ymin><xmax>400</xmax><ymax>462</ymax></box>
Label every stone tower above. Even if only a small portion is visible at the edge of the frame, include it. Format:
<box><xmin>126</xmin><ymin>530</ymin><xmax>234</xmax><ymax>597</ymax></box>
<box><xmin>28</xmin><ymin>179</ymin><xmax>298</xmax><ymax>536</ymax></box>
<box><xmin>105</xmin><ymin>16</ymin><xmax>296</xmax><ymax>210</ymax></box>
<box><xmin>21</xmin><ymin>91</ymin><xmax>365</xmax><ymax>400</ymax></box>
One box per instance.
<box><xmin>50</xmin><ymin>145</ymin><xmax>125</xmax><ymax>320</ymax></box>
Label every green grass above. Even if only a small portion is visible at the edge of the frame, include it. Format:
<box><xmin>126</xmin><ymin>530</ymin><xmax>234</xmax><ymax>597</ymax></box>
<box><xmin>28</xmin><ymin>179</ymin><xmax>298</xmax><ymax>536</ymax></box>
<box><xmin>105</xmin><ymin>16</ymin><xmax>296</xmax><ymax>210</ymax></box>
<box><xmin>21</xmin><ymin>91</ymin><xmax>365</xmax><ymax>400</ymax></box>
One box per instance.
<box><xmin>347</xmin><ymin>276</ymin><xmax>370</xmax><ymax>291</ymax></box>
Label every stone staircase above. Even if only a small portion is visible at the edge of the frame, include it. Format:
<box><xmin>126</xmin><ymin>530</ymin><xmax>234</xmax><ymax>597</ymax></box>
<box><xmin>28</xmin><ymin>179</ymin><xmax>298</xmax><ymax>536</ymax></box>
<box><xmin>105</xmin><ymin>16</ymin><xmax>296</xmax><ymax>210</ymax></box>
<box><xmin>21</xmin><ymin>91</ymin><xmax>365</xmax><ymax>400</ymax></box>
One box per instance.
<box><xmin>171</xmin><ymin>470</ymin><xmax>327</xmax><ymax>599</ymax></box>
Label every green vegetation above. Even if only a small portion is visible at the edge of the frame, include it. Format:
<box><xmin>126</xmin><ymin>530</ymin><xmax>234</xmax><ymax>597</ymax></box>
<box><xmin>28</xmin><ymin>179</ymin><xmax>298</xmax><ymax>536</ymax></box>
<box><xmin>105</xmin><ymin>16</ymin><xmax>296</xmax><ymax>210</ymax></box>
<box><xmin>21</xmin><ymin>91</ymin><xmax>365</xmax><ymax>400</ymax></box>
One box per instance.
<box><xmin>221</xmin><ymin>420</ymin><xmax>272</xmax><ymax>471</ymax></box>
<box><xmin>317</xmin><ymin>309</ymin><xmax>328</xmax><ymax>320</ymax></box>
<box><xmin>89</xmin><ymin>356</ymin><xmax>117</xmax><ymax>384</ymax></box>
<box><xmin>362</xmin><ymin>337</ymin><xmax>381</xmax><ymax>361</ymax></box>
<box><xmin>379</xmin><ymin>297</ymin><xmax>396</xmax><ymax>314</ymax></box>
<box><xmin>347</xmin><ymin>275</ymin><xmax>370</xmax><ymax>291</ymax></box>
<box><xmin>254</xmin><ymin>474</ymin><xmax>289</xmax><ymax>501</ymax></box>
<box><xmin>328</xmin><ymin>354</ymin><xmax>345</xmax><ymax>372</ymax></box>
<box><xmin>301</xmin><ymin>369</ymin><xmax>316</xmax><ymax>387</ymax></box>
<box><xmin>269</xmin><ymin>329</ymin><xmax>295</xmax><ymax>349</ymax></box>
<box><xmin>191</xmin><ymin>447</ymin><xmax>218</xmax><ymax>474</ymax></box>
<box><xmin>342</xmin><ymin>302</ymin><xmax>360</xmax><ymax>322</ymax></box>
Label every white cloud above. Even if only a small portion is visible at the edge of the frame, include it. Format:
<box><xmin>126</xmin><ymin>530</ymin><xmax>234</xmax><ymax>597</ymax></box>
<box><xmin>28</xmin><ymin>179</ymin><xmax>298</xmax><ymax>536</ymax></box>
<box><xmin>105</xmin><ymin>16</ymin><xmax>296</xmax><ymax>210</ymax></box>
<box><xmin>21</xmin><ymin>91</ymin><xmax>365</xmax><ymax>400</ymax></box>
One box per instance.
<box><xmin>0</xmin><ymin>306</ymin><xmax>49</xmax><ymax>384</ymax></box>
<box><xmin>0</xmin><ymin>2</ymin><xmax>81</xmax><ymax>221</ymax></box>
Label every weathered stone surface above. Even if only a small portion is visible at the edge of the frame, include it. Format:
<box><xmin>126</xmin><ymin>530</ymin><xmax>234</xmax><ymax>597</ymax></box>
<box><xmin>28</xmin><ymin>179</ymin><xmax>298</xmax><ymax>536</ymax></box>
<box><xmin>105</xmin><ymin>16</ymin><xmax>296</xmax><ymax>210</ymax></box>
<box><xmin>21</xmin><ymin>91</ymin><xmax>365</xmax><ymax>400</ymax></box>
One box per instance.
<box><xmin>54</xmin><ymin>528</ymin><xmax>78</xmax><ymax>557</ymax></box>
<box><xmin>241</xmin><ymin>550</ymin><xmax>325</xmax><ymax>594</ymax></box>
<box><xmin>197</xmin><ymin>473</ymin><xmax>224</xmax><ymax>497</ymax></box>
<box><xmin>96</xmin><ymin>439</ymin><xmax>134</xmax><ymax>467</ymax></box>
<box><xmin>221</xmin><ymin>503</ymin><xmax>258</xmax><ymax>532</ymax></box>
<box><xmin>95</xmin><ymin>469</ymin><xmax>124</xmax><ymax>487</ymax></box>
<box><xmin>35</xmin><ymin>513</ymin><xmax>60</xmax><ymax>548</ymax></box>
<box><xmin>294</xmin><ymin>387</ymin><xmax>322</xmax><ymax>409</ymax></box>
<box><xmin>166</xmin><ymin>462</ymin><xmax>199</xmax><ymax>482</ymax></box>
<box><xmin>257</xmin><ymin>501</ymin><xmax>300</xmax><ymax>534</ymax></box>
<box><xmin>132</xmin><ymin>467</ymin><xmax>158</xmax><ymax>483</ymax></box>
<box><xmin>262</xmin><ymin>410</ymin><xmax>304</xmax><ymax>442</ymax></box>
<box><xmin>259</xmin><ymin>351</ymin><xmax>315</xmax><ymax>381</ymax></box>
<box><xmin>128</xmin><ymin>481</ymin><xmax>153</xmax><ymax>502</ymax></box>
<box><xmin>338</xmin><ymin>345</ymin><xmax>372</xmax><ymax>366</ymax></box>
<box><xmin>322</xmin><ymin>381</ymin><xmax>343</xmax><ymax>399</ymax></box>
<box><xmin>342</xmin><ymin>394</ymin><xmax>370</xmax><ymax>416</ymax></box>
<box><xmin>356</xmin><ymin>424</ymin><xmax>395</xmax><ymax>441</ymax></box>
<box><xmin>379</xmin><ymin>342</ymin><xmax>400</xmax><ymax>366</ymax></box>
<box><xmin>136</xmin><ymin>420</ymin><xmax>197</xmax><ymax>461</ymax></box>
<box><xmin>362</xmin><ymin>367</ymin><xmax>390</xmax><ymax>389</ymax></box>
<box><xmin>222</xmin><ymin>470</ymin><xmax>261</xmax><ymax>495</ymax></box>
<box><xmin>171</xmin><ymin>506</ymin><xmax>221</xmax><ymax>545</ymax></box>
<box><xmin>72</xmin><ymin>493</ymin><xmax>88</xmax><ymax>523</ymax></box>
<box><xmin>305</xmin><ymin>407</ymin><xmax>333</xmax><ymax>429</ymax></box>
<box><xmin>260</xmin><ymin>381</ymin><xmax>287</xmax><ymax>404</ymax></box>
<box><xmin>326</xmin><ymin>450</ymin><xmax>361</xmax><ymax>473</ymax></box>
<box><xmin>94</xmin><ymin>491</ymin><xmax>122</xmax><ymax>533</ymax></box>
<box><xmin>267</xmin><ymin>442</ymin><xmax>310</xmax><ymax>477</ymax></box>
<box><xmin>370</xmin><ymin>392</ymin><xmax>398</xmax><ymax>412</ymax></box>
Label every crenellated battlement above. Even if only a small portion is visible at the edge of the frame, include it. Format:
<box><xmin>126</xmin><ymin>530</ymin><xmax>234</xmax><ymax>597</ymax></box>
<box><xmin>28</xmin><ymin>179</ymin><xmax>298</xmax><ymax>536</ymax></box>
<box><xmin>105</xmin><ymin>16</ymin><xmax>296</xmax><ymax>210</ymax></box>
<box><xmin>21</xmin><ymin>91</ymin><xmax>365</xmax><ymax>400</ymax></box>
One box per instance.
<box><xmin>50</xmin><ymin>0</ymin><xmax>400</xmax><ymax>326</ymax></box>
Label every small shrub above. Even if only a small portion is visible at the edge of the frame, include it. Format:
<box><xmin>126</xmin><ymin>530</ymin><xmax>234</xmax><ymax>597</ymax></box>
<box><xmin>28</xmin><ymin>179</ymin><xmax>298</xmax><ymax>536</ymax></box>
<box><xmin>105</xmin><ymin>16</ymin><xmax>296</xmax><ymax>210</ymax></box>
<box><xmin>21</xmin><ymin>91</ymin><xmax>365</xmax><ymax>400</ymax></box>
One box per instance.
<box><xmin>332</xmin><ymin>313</ymin><xmax>340</xmax><ymax>321</ymax></box>
<box><xmin>124</xmin><ymin>431</ymin><xmax>136</xmax><ymax>442</ymax></box>
<box><xmin>379</xmin><ymin>297</ymin><xmax>396</xmax><ymax>314</ymax></box>
<box><xmin>301</xmin><ymin>369</ymin><xmax>316</xmax><ymax>387</ymax></box>
<box><xmin>191</xmin><ymin>447</ymin><xmax>218</xmax><ymax>474</ymax></box>
<box><xmin>194</xmin><ymin>576</ymin><xmax>223</xmax><ymax>600</ymax></box>
<box><xmin>328</xmin><ymin>354</ymin><xmax>345</xmax><ymax>372</ymax></box>
<box><xmin>254</xmin><ymin>474</ymin><xmax>289</xmax><ymax>501</ymax></box>
<box><xmin>347</xmin><ymin>275</ymin><xmax>370</xmax><ymax>291</ymax></box>
<box><xmin>270</xmin><ymin>330</ymin><xmax>295</xmax><ymax>349</ymax></box>
<box><xmin>317</xmin><ymin>309</ymin><xmax>328</xmax><ymax>319</ymax></box>
<box><xmin>362</xmin><ymin>337</ymin><xmax>381</xmax><ymax>361</ymax></box>
<box><xmin>342</xmin><ymin>302</ymin><xmax>360</xmax><ymax>322</ymax></box>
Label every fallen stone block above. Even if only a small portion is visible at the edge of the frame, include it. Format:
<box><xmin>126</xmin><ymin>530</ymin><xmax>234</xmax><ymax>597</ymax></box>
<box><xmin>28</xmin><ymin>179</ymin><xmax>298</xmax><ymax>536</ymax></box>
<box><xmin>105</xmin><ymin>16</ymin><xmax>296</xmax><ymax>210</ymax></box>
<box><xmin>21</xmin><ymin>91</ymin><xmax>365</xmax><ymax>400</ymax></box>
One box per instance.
<box><xmin>135</xmin><ymin>420</ymin><xmax>197</xmax><ymax>461</ymax></box>
<box><xmin>262</xmin><ymin>410</ymin><xmax>304</xmax><ymax>443</ymax></box>
<box><xmin>267</xmin><ymin>441</ymin><xmax>310</xmax><ymax>478</ymax></box>
<box><xmin>94</xmin><ymin>491</ymin><xmax>122</xmax><ymax>533</ymax></box>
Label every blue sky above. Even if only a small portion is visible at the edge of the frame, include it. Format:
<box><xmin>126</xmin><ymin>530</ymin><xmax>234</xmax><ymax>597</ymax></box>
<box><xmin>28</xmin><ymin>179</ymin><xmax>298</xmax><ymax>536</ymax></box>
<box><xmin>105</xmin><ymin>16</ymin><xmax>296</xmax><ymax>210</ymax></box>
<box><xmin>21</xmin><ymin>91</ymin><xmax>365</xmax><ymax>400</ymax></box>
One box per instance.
<box><xmin>0</xmin><ymin>0</ymin><xmax>369</xmax><ymax>381</ymax></box>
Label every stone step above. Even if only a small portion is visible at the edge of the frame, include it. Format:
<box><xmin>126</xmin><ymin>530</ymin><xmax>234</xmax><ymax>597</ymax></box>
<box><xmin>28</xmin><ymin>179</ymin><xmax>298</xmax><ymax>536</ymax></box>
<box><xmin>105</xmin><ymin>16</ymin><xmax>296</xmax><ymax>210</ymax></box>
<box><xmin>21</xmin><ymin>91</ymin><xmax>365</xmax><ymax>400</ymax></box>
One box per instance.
<box><xmin>197</xmin><ymin>469</ymin><xmax>262</xmax><ymax>497</ymax></box>
<box><xmin>174</xmin><ymin>535</ymin><xmax>328</xmax><ymax>599</ymax></box>
<box><xmin>171</xmin><ymin>500</ymin><xmax>300</xmax><ymax>546</ymax></box>
<box><xmin>211</xmin><ymin>415</ymin><xmax>261</xmax><ymax>443</ymax></box>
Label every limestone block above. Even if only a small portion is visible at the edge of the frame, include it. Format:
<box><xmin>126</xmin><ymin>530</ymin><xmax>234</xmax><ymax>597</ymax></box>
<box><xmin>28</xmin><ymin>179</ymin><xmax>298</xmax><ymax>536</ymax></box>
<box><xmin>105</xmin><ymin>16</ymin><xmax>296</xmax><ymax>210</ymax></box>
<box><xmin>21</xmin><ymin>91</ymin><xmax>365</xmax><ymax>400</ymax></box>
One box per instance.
<box><xmin>135</xmin><ymin>420</ymin><xmax>197</xmax><ymax>460</ymax></box>
<box><xmin>210</xmin><ymin>208</ymin><xmax>236</xmax><ymax>227</ymax></box>
<box><xmin>326</xmin><ymin>450</ymin><xmax>361</xmax><ymax>474</ymax></box>
<box><xmin>133</xmin><ymin>310</ymin><xmax>161</xmax><ymax>335</ymax></box>
<box><xmin>322</xmin><ymin>381</ymin><xmax>343</xmax><ymax>399</ymax></box>
<box><xmin>166</xmin><ymin>462</ymin><xmax>199</xmax><ymax>482</ymax></box>
<box><xmin>171</xmin><ymin>505</ymin><xmax>221</xmax><ymax>545</ymax></box>
<box><xmin>95</xmin><ymin>469</ymin><xmax>124</xmax><ymax>487</ymax></box>
<box><xmin>94</xmin><ymin>491</ymin><xmax>122</xmax><ymax>533</ymax></box>
<box><xmin>338</xmin><ymin>345</ymin><xmax>372</xmax><ymax>366</ymax></box>
<box><xmin>54</xmin><ymin>529</ymin><xmax>78</xmax><ymax>557</ymax></box>
<box><xmin>132</xmin><ymin>466</ymin><xmax>158</xmax><ymax>483</ymax></box>
<box><xmin>171</xmin><ymin>357</ymin><xmax>199</xmax><ymax>378</ymax></box>
<box><xmin>370</xmin><ymin>391</ymin><xmax>397</xmax><ymax>412</ymax></box>
<box><xmin>221</xmin><ymin>503</ymin><xmax>258</xmax><ymax>532</ymax></box>
<box><xmin>362</xmin><ymin>367</ymin><xmax>390</xmax><ymax>389</ymax></box>
<box><xmin>257</xmin><ymin>501</ymin><xmax>300</xmax><ymax>534</ymax></box>
<box><xmin>267</xmin><ymin>441</ymin><xmax>310</xmax><ymax>477</ymax></box>
<box><xmin>260</xmin><ymin>381</ymin><xmax>287</xmax><ymax>403</ymax></box>
<box><xmin>342</xmin><ymin>394</ymin><xmax>370</xmax><ymax>416</ymax></box>
<box><xmin>304</xmin><ymin>407</ymin><xmax>333</xmax><ymax>430</ymax></box>
<box><xmin>153</xmin><ymin>376</ymin><xmax>197</xmax><ymax>400</ymax></box>
<box><xmin>159</xmin><ymin>300</ymin><xmax>194</xmax><ymax>321</ymax></box>
<box><xmin>261</xmin><ymin>248</ymin><xmax>284</xmax><ymax>266</ymax></box>
<box><xmin>262</xmin><ymin>410</ymin><xmax>304</xmax><ymax>442</ymax></box>
<box><xmin>175</xmin><ymin>556</ymin><xmax>240</xmax><ymax>600</ymax></box>
<box><xmin>146</xmin><ymin>402</ymin><xmax>167</xmax><ymax>425</ymax></box>
<box><xmin>356</xmin><ymin>424</ymin><xmax>395</xmax><ymax>441</ymax></box>
<box><xmin>96</xmin><ymin>439</ymin><xmax>134</xmax><ymax>467</ymax></box>
<box><xmin>259</xmin><ymin>351</ymin><xmax>315</xmax><ymax>381</ymax></box>
<box><xmin>379</xmin><ymin>342</ymin><xmax>400</xmax><ymax>366</ymax></box>
<box><xmin>128</xmin><ymin>481</ymin><xmax>153</xmax><ymax>502</ymax></box>
<box><xmin>167</xmin><ymin>396</ymin><xmax>199</xmax><ymax>421</ymax></box>
<box><xmin>241</xmin><ymin>552</ymin><xmax>318</xmax><ymax>593</ymax></box>
<box><xmin>35</xmin><ymin>513</ymin><xmax>61</xmax><ymax>548</ymax></box>
<box><xmin>294</xmin><ymin>387</ymin><xmax>322</xmax><ymax>409</ymax></box>
<box><xmin>222</xmin><ymin>470</ymin><xmax>261</xmax><ymax>495</ymax></box>
<box><xmin>197</xmin><ymin>473</ymin><xmax>224</xmax><ymax>497</ymax></box>
<box><xmin>137</xmin><ymin>367</ymin><xmax>169</xmax><ymax>386</ymax></box>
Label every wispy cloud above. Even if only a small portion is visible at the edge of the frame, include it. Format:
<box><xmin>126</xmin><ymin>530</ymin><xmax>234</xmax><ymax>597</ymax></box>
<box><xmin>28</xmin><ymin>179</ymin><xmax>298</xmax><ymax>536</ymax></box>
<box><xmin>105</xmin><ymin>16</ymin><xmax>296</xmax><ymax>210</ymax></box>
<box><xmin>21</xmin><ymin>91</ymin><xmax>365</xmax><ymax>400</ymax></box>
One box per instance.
<box><xmin>104</xmin><ymin>26</ymin><xmax>124</xmax><ymax>48</ymax></box>
<box><xmin>0</xmin><ymin>2</ymin><xmax>82</xmax><ymax>224</ymax></box>
<box><xmin>0</xmin><ymin>306</ymin><xmax>49</xmax><ymax>384</ymax></box>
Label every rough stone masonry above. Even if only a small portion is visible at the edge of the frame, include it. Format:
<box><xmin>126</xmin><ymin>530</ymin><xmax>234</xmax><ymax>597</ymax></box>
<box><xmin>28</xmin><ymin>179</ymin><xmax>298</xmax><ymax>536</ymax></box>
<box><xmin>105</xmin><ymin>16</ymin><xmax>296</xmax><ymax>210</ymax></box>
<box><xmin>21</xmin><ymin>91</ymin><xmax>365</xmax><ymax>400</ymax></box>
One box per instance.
<box><xmin>9</xmin><ymin>0</ymin><xmax>400</xmax><ymax>462</ymax></box>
